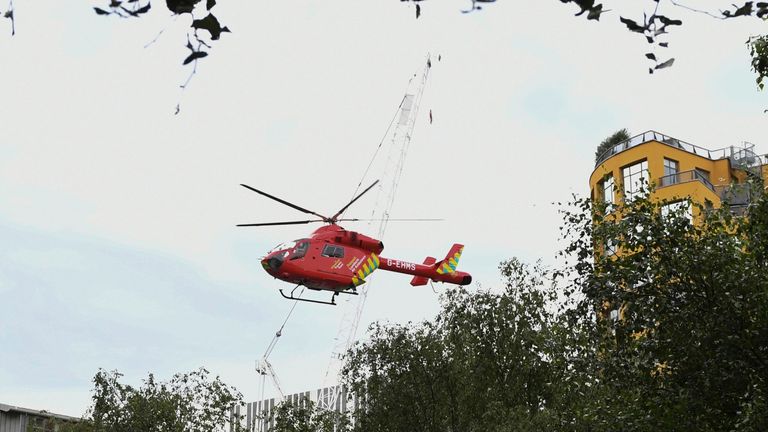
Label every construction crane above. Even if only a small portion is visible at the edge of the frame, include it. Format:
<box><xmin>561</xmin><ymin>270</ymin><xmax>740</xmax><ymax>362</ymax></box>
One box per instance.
<box><xmin>256</xmin><ymin>358</ymin><xmax>284</xmax><ymax>400</ymax></box>
<box><xmin>318</xmin><ymin>54</ymin><xmax>432</xmax><ymax>411</ymax></box>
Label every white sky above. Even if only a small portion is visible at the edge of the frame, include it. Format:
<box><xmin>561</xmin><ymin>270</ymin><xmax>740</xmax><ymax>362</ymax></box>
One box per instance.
<box><xmin>1</xmin><ymin>0</ymin><xmax>767</xmax><ymax>416</ymax></box>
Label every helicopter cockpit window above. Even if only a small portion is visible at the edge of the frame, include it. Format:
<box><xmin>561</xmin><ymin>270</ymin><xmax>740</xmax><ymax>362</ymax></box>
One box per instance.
<box><xmin>289</xmin><ymin>241</ymin><xmax>309</xmax><ymax>260</ymax></box>
<box><xmin>321</xmin><ymin>244</ymin><xmax>345</xmax><ymax>258</ymax></box>
<box><xmin>268</xmin><ymin>241</ymin><xmax>297</xmax><ymax>255</ymax></box>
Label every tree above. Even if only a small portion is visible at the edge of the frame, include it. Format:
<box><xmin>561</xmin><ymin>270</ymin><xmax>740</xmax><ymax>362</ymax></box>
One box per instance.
<box><xmin>558</xmin><ymin>188</ymin><xmax>768</xmax><ymax>430</ymax></box>
<box><xmin>342</xmin><ymin>259</ymin><xmax>597</xmax><ymax>431</ymax></box>
<box><xmin>595</xmin><ymin>128</ymin><xmax>630</xmax><ymax>164</ymax></box>
<box><xmin>62</xmin><ymin>368</ymin><xmax>246</xmax><ymax>432</ymax></box>
<box><xmin>267</xmin><ymin>400</ymin><xmax>350</xmax><ymax>432</ymax></box>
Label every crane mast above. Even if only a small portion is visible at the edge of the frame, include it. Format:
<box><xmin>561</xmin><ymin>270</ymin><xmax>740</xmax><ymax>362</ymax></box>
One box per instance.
<box><xmin>318</xmin><ymin>54</ymin><xmax>432</xmax><ymax>411</ymax></box>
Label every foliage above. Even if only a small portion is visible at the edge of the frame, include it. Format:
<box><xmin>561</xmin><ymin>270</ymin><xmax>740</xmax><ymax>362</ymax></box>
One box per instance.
<box><xmin>267</xmin><ymin>400</ymin><xmax>351</xmax><ymax>432</ymax></box>
<box><xmin>342</xmin><ymin>259</ymin><xmax>598</xmax><ymax>431</ymax></box>
<box><xmin>749</xmin><ymin>35</ymin><xmax>768</xmax><ymax>91</ymax></box>
<box><xmin>0</xmin><ymin>1</ymin><xmax>764</xmax><ymax>81</ymax></box>
<box><xmin>595</xmin><ymin>128</ymin><xmax>630</xmax><ymax>164</ymax></box>
<box><xmin>558</xmin><ymin>190</ymin><xmax>768</xmax><ymax>431</ymax></box>
<box><xmin>61</xmin><ymin>368</ymin><xmax>245</xmax><ymax>432</ymax></box>
<box><xmin>91</xmin><ymin>0</ymin><xmax>230</xmax><ymax>68</ymax></box>
<box><xmin>557</xmin><ymin>1</ymin><xmax>768</xmax><ymax>81</ymax></box>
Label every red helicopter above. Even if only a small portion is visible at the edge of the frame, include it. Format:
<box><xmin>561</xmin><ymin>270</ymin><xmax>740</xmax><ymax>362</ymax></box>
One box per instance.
<box><xmin>238</xmin><ymin>180</ymin><xmax>472</xmax><ymax>305</ymax></box>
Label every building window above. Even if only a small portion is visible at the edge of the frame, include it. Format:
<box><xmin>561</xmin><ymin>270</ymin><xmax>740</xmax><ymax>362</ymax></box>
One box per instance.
<box><xmin>602</xmin><ymin>174</ymin><xmax>615</xmax><ymax>206</ymax></box>
<box><xmin>661</xmin><ymin>201</ymin><xmax>692</xmax><ymax>222</ymax></box>
<box><xmin>321</xmin><ymin>244</ymin><xmax>344</xmax><ymax>258</ymax></box>
<box><xmin>622</xmin><ymin>160</ymin><xmax>649</xmax><ymax>202</ymax></box>
<box><xmin>663</xmin><ymin>158</ymin><xmax>679</xmax><ymax>176</ymax></box>
<box><xmin>659</xmin><ymin>158</ymin><xmax>679</xmax><ymax>187</ymax></box>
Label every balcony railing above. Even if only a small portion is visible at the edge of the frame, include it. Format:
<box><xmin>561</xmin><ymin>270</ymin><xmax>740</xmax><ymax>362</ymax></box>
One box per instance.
<box><xmin>595</xmin><ymin>130</ymin><xmax>764</xmax><ymax>168</ymax></box>
<box><xmin>657</xmin><ymin>169</ymin><xmax>715</xmax><ymax>193</ymax></box>
<box><xmin>658</xmin><ymin>170</ymin><xmax>753</xmax><ymax>211</ymax></box>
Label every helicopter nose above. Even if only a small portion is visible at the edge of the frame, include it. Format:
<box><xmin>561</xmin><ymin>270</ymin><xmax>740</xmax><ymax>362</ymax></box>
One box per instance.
<box><xmin>261</xmin><ymin>255</ymin><xmax>284</xmax><ymax>271</ymax></box>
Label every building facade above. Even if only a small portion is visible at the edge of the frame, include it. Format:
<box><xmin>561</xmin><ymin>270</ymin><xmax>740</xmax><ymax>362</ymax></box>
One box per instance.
<box><xmin>0</xmin><ymin>403</ymin><xmax>80</xmax><ymax>432</ymax></box>
<box><xmin>590</xmin><ymin>130</ymin><xmax>765</xmax><ymax>218</ymax></box>
<box><xmin>589</xmin><ymin>130</ymin><xmax>766</xmax><ymax>324</ymax></box>
<box><xmin>232</xmin><ymin>385</ymin><xmax>356</xmax><ymax>432</ymax></box>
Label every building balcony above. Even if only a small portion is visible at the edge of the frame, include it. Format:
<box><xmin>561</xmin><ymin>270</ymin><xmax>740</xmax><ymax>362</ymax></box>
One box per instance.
<box><xmin>657</xmin><ymin>169</ymin><xmax>753</xmax><ymax>214</ymax></box>
<box><xmin>657</xmin><ymin>169</ymin><xmax>715</xmax><ymax>193</ymax></box>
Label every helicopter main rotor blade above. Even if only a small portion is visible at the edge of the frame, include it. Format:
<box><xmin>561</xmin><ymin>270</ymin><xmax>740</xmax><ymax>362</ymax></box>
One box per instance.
<box><xmin>336</xmin><ymin>218</ymin><xmax>444</xmax><ymax>222</ymax></box>
<box><xmin>240</xmin><ymin>184</ymin><xmax>329</xmax><ymax>221</ymax></box>
<box><xmin>331</xmin><ymin>180</ymin><xmax>380</xmax><ymax>222</ymax></box>
<box><xmin>236</xmin><ymin>219</ymin><xmax>325</xmax><ymax>227</ymax></box>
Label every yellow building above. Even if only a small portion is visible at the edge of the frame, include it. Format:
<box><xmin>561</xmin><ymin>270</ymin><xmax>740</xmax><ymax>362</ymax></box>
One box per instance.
<box><xmin>589</xmin><ymin>130</ymin><xmax>764</xmax><ymax>219</ymax></box>
<box><xmin>589</xmin><ymin>131</ymin><xmax>765</xmax><ymax>324</ymax></box>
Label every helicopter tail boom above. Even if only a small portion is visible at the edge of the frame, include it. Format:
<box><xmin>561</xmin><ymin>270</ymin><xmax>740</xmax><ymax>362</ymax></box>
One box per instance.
<box><xmin>380</xmin><ymin>244</ymin><xmax>471</xmax><ymax>286</ymax></box>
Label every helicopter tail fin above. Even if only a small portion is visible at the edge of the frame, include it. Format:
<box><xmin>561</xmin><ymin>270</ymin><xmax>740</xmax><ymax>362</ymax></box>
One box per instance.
<box><xmin>410</xmin><ymin>256</ymin><xmax>436</xmax><ymax>286</ymax></box>
<box><xmin>436</xmin><ymin>244</ymin><xmax>464</xmax><ymax>275</ymax></box>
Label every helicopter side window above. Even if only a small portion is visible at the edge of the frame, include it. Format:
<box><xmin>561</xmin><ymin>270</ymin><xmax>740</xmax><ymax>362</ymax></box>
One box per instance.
<box><xmin>289</xmin><ymin>241</ymin><xmax>309</xmax><ymax>260</ymax></box>
<box><xmin>321</xmin><ymin>244</ymin><xmax>345</xmax><ymax>258</ymax></box>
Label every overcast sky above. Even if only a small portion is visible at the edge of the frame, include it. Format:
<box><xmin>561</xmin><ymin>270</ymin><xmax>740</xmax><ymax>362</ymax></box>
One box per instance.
<box><xmin>1</xmin><ymin>0</ymin><xmax>767</xmax><ymax>416</ymax></box>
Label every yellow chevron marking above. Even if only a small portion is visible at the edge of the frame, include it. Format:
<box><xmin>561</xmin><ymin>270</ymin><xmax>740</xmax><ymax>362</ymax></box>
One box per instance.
<box><xmin>358</xmin><ymin>269</ymin><xmax>365</xmax><ymax>279</ymax></box>
<box><xmin>372</xmin><ymin>254</ymin><xmax>380</xmax><ymax>267</ymax></box>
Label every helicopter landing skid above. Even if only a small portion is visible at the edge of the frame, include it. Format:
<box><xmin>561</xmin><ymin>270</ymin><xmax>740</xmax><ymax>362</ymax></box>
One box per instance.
<box><xmin>279</xmin><ymin>285</ymin><xmax>358</xmax><ymax>306</ymax></box>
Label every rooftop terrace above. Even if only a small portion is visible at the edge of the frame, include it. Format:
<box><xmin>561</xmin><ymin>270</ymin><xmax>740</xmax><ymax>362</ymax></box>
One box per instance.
<box><xmin>595</xmin><ymin>130</ymin><xmax>763</xmax><ymax>170</ymax></box>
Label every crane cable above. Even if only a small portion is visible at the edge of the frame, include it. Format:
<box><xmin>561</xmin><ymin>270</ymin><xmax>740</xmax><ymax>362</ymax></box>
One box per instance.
<box><xmin>260</xmin><ymin>68</ymin><xmax>420</xmax><ymax>362</ymax></box>
<box><xmin>320</xmin><ymin>54</ymin><xmax>432</xmax><ymax>410</ymax></box>
<box><xmin>257</xmin><ymin>72</ymin><xmax>416</xmax><ymax>369</ymax></box>
<box><xmin>255</xmin><ymin>54</ymin><xmax>432</xmax><ymax>409</ymax></box>
<box><xmin>343</xmin><ymin>70</ymin><xmax>419</xmax><ymax>209</ymax></box>
<box><xmin>254</xmin><ymin>86</ymin><xmax>408</xmax><ymax>402</ymax></box>
<box><xmin>261</xmin><ymin>286</ymin><xmax>305</xmax><ymax>360</ymax></box>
